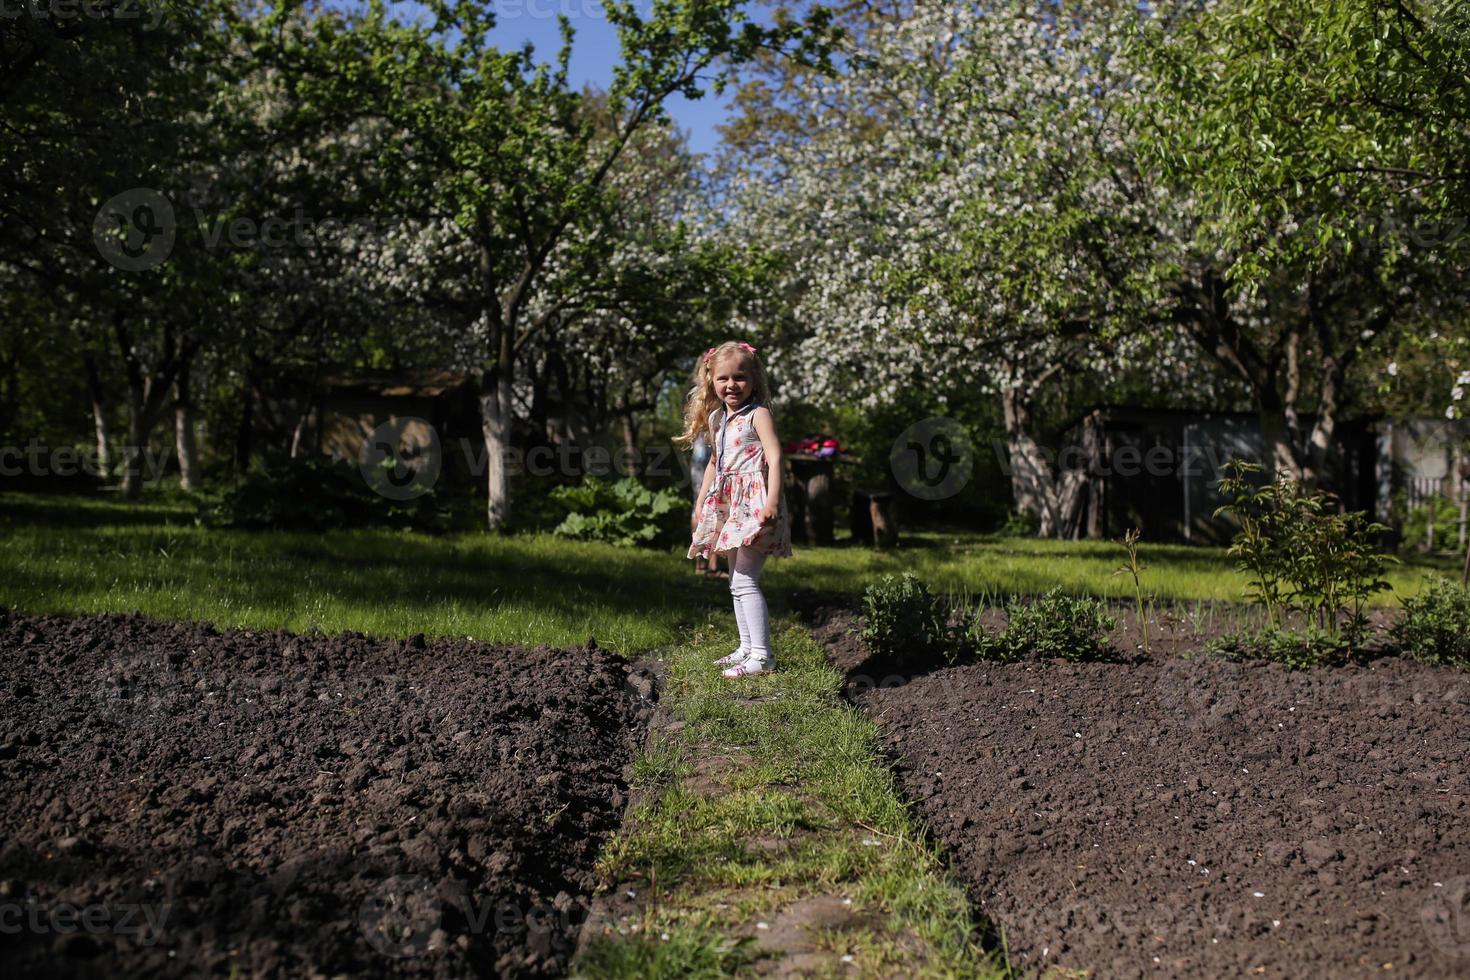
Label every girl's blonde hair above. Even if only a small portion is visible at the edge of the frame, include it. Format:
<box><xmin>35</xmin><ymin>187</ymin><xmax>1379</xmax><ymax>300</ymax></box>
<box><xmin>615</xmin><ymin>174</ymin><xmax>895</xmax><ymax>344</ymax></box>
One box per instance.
<box><xmin>675</xmin><ymin>341</ymin><xmax>773</xmax><ymax>448</ymax></box>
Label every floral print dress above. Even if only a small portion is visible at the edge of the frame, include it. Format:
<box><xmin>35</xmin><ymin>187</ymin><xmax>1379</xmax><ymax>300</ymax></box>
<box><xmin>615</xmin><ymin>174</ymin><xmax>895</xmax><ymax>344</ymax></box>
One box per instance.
<box><xmin>688</xmin><ymin>400</ymin><xmax>793</xmax><ymax>560</ymax></box>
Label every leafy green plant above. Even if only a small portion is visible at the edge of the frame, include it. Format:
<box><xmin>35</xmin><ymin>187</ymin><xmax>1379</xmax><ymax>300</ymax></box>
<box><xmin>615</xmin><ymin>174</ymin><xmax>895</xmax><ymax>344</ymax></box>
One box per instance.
<box><xmin>865</xmin><ymin>576</ymin><xmax>1118</xmax><ymax>665</ymax></box>
<box><xmin>550</xmin><ymin>476</ymin><xmax>686</xmax><ymax>548</ymax></box>
<box><xmin>993</xmin><ymin>588</ymin><xmax>1117</xmax><ymax>662</ymax></box>
<box><xmin>1207</xmin><ymin>625</ymin><xmax>1344</xmax><ymax>672</ymax></box>
<box><xmin>1393</xmin><ymin>578</ymin><xmax>1470</xmax><ymax>668</ymax></box>
<box><xmin>860</xmin><ymin>572</ymin><xmax>970</xmax><ymax>665</ymax></box>
<box><xmin>1214</xmin><ymin>459</ymin><xmax>1395</xmax><ymax>645</ymax></box>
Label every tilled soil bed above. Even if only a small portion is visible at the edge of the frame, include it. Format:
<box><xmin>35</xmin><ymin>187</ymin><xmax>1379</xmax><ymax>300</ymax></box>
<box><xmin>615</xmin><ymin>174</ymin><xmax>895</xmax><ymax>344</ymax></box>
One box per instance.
<box><xmin>0</xmin><ymin>609</ymin><xmax>653</xmax><ymax>978</ymax></box>
<box><xmin>798</xmin><ymin>596</ymin><xmax>1470</xmax><ymax>979</ymax></box>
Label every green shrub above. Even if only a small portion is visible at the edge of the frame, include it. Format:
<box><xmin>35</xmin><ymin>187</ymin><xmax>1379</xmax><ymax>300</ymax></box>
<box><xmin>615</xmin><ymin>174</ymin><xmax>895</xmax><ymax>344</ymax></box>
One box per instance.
<box><xmin>550</xmin><ymin>476</ymin><xmax>686</xmax><ymax>548</ymax></box>
<box><xmin>862</xmin><ymin>578</ymin><xmax>1117</xmax><ymax>665</ymax></box>
<box><xmin>1393</xmin><ymin>578</ymin><xmax>1470</xmax><ymax>668</ymax></box>
<box><xmin>990</xmin><ymin>588</ymin><xmax>1117</xmax><ymax>662</ymax></box>
<box><xmin>861</xmin><ymin>573</ymin><xmax>972</xmax><ymax>665</ymax></box>
<box><xmin>1214</xmin><ymin>459</ymin><xmax>1394</xmax><ymax>644</ymax></box>
<box><xmin>1207</xmin><ymin>625</ymin><xmax>1343</xmax><ymax>671</ymax></box>
<box><xmin>204</xmin><ymin>454</ymin><xmax>452</xmax><ymax>532</ymax></box>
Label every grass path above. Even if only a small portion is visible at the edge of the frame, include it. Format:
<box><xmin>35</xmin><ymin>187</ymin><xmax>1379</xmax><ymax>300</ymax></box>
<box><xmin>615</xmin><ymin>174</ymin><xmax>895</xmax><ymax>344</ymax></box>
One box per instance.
<box><xmin>575</xmin><ymin>612</ymin><xmax>1005</xmax><ymax>978</ymax></box>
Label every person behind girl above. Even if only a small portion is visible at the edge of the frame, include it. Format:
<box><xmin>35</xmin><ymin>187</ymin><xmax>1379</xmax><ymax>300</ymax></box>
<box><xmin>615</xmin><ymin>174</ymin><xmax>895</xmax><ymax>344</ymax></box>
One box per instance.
<box><xmin>687</xmin><ymin>430</ymin><xmax>727</xmax><ymax>579</ymax></box>
<box><xmin>678</xmin><ymin>340</ymin><xmax>792</xmax><ymax>678</ymax></box>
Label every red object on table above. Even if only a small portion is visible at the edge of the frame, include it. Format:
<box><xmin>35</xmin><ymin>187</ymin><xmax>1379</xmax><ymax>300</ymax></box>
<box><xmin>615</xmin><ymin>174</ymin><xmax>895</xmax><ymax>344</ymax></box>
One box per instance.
<box><xmin>783</xmin><ymin>436</ymin><xmax>842</xmax><ymax>456</ymax></box>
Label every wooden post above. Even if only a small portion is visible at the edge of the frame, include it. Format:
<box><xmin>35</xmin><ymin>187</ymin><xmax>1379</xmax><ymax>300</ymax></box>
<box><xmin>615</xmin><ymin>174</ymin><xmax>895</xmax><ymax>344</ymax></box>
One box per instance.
<box><xmin>806</xmin><ymin>468</ymin><xmax>833</xmax><ymax>545</ymax></box>
<box><xmin>869</xmin><ymin>492</ymin><xmax>898</xmax><ymax>547</ymax></box>
<box><xmin>852</xmin><ymin>489</ymin><xmax>899</xmax><ymax>547</ymax></box>
<box><xmin>783</xmin><ymin>457</ymin><xmax>809</xmax><ymax>544</ymax></box>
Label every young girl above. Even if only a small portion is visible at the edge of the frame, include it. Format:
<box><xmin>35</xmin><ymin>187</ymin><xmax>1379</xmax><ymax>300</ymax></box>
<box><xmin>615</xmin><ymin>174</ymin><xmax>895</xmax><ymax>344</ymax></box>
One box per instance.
<box><xmin>678</xmin><ymin>340</ymin><xmax>792</xmax><ymax>678</ymax></box>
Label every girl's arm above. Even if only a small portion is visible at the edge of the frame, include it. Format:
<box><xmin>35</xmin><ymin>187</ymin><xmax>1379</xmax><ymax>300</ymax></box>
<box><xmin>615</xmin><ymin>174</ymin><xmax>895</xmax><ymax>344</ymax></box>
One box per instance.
<box><xmin>751</xmin><ymin>407</ymin><xmax>784</xmax><ymax>524</ymax></box>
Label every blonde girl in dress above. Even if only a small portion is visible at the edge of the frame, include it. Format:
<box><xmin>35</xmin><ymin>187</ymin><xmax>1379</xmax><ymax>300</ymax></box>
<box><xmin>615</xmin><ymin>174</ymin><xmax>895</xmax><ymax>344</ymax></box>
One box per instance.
<box><xmin>676</xmin><ymin>340</ymin><xmax>793</xmax><ymax>678</ymax></box>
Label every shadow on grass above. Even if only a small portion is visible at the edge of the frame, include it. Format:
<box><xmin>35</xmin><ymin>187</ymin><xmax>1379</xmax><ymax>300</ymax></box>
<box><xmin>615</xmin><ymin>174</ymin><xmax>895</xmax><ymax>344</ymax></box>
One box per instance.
<box><xmin>1</xmin><ymin>492</ymin><xmax>714</xmax><ymax>644</ymax></box>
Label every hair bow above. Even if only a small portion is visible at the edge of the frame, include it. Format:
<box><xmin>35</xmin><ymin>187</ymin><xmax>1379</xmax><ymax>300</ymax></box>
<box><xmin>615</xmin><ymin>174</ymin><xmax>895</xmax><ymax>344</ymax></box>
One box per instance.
<box><xmin>703</xmin><ymin>342</ymin><xmax>759</xmax><ymax>364</ymax></box>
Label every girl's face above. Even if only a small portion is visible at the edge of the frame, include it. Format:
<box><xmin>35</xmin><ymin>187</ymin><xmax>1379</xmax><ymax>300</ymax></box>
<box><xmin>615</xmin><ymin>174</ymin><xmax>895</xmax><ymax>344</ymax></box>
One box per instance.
<box><xmin>711</xmin><ymin>355</ymin><xmax>753</xmax><ymax>410</ymax></box>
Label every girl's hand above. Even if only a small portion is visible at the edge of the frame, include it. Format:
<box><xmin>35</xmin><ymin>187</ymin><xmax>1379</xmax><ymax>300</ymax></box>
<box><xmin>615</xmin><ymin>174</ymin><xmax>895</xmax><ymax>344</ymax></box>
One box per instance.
<box><xmin>758</xmin><ymin>501</ymin><xmax>779</xmax><ymax>526</ymax></box>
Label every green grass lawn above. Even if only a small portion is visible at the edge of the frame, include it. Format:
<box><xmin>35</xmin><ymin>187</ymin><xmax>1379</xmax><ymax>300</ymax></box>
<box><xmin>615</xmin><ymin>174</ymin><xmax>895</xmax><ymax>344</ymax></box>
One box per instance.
<box><xmin>768</xmin><ymin>529</ymin><xmax>1459</xmax><ymax>606</ymax></box>
<box><xmin>0</xmin><ymin>492</ymin><xmax>706</xmax><ymax>652</ymax></box>
<box><xmin>2</xmin><ymin>492</ymin><xmax>1456</xmax><ymax>659</ymax></box>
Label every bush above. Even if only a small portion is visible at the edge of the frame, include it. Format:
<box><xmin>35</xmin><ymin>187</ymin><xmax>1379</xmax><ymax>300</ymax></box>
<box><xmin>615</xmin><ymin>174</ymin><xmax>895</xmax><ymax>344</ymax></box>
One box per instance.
<box><xmin>1214</xmin><ymin>459</ymin><xmax>1394</xmax><ymax>645</ymax></box>
<box><xmin>204</xmin><ymin>454</ymin><xmax>452</xmax><ymax>532</ymax></box>
<box><xmin>1207</xmin><ymin>625</ymin><xmax>1344</xmax><ymax>671</ymax></box>
<box><xmin>985</xmin><ymin>588</ymin><xmax>1117</xmax><ymax>662</ymax></box>
<box><xmin>550</xmin><ymin>476</ymin><xmax>686</xmax><ymax>548</ymax></box>
<box><xmin>860</xmin><ymin>573</ymin><xmax>971</xmax><ymax>665</ymax></box>
<box><xmin>1393</xmin><ymin>578</ymin><xmax>1470</xmax><ymax>668</ymax></box>
<box><xmin>863</xmin><ymin>577</ymin><xmax>1117</xmax><ymax>665</ymax></box>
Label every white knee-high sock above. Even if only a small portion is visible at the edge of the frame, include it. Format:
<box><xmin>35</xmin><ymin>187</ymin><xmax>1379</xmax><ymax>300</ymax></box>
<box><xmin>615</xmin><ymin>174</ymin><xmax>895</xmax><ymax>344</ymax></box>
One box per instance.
<box><xmin>731</xmin><ymin>590</ymin><xmax>751</xmax><ymax>654</ymax></box>
<box><xmin>729</xmin><ymin>548</ymin><xmax>770</xmax><ymax>661</ymax></box>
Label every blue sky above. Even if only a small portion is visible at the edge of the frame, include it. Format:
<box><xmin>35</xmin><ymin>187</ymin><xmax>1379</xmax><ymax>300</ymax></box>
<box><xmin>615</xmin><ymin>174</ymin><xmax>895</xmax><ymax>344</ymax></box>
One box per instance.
<box><xmin>482</xmin><ymin>1</ymin><xmax>735</xmax><ymax>157</ymax></box>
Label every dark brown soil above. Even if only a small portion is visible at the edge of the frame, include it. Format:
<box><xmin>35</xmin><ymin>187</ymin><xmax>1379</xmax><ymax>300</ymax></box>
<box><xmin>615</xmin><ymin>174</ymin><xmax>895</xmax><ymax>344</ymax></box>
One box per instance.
<box><xmin>0</xmin><ymin>609</ymin><xmax>654</xmax><ymax>978</ymax></box>
<box><xmin>794</xmin><ymin>593</ymin><xmax>1470</xmax><ymax>978</ymax></box>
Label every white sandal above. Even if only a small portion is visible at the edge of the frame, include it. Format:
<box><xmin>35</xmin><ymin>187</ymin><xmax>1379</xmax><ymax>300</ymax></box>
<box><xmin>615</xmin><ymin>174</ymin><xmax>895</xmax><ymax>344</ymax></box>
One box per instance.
<box><xmin>714</xmin><ymin>648</ymin><xmax>749</xmax><ymax>667</ymax></box>
<box><xmin>721</xmin><ymin>656</ymin><xmax>773</xmax><ymax>679</ymax></box>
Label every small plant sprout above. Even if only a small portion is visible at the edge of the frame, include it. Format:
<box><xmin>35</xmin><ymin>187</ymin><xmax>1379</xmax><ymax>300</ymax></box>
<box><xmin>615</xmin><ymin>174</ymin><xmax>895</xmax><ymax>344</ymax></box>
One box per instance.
<box><xmin>1113</xmin><ymin>526</ymin><xmax>1149</xmax><ymax>652</ymax></box>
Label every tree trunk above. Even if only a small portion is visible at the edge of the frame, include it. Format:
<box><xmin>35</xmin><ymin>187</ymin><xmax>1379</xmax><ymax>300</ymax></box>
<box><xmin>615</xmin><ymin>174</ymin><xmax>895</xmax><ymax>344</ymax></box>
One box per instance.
<box><xmin>289</xmin><ymin>360</ymin><xmax>325</xmax><ymax>460</ymax></box>
<box><xmin>174</xmin><ymin>361</ymin><xmax>199</xmax><ymax>491</ymax></box>
<box><xmin>1000</xmin><ymin>385</ymin><xmax>1096</xmax><ymax>538</ymax></box>
<box><xmin>1258</xmin><ymin>405</ymin><xmax>1301</xmax><ymax>483</ymax></box>
<box><xmin>112</xmin><ymin>311</ymin><xmax>190</xmax><ymax>499</ymax></box>
<box><xmin>479</xmin><ymin>363</ymin><xmax>513</xmax><ymax>531</ymax></box>
<box><xmin>120</xmin><ymin>391</ymin><xmax>150</xmax><ymax>500</ymax></box>
<box><xmin>83</xmin><ymin>352</ymin><xmax>112</xmax><ymax>478</ymax></box>
<box><xmin>623</xmin><ymin>411</ymin><xmax>640</xmax><ymax>464</ymax></box>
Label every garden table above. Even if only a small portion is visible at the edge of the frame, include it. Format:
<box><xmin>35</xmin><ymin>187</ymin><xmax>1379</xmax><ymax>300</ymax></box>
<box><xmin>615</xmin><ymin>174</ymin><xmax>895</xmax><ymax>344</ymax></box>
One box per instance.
<box><xmin>782</xmin><ymin>452</ymin><xmax>861</xmax><ymax>545</ymax></box>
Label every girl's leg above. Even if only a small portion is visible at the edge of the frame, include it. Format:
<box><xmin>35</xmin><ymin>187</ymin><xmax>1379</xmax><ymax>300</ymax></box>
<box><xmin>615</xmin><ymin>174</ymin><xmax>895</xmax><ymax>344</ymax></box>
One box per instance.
<box><xmin>715</xmin><ymin>560</ymin><xmax>751</xmax><ymax>665</ymax></box>
<box><xmin>728</xmin><ymin>547</ymin><xmax>771</xmax><ymax>663</ymax></box>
